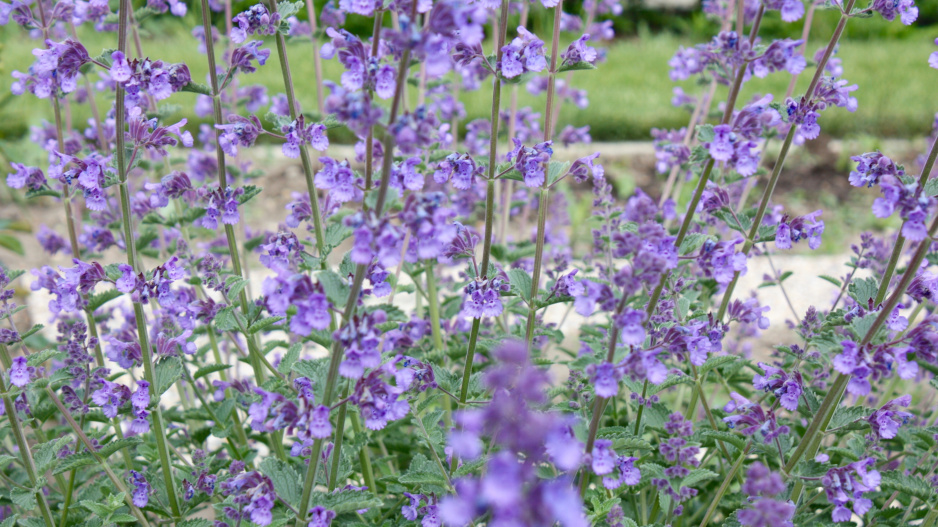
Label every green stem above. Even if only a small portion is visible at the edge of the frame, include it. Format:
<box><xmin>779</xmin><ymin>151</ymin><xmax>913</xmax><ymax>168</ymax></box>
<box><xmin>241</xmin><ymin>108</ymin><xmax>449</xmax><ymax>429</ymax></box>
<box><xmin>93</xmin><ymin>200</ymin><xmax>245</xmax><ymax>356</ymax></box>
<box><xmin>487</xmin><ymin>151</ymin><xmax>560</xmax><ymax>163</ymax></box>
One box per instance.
<box><xmin>0</xmin><ymin>355</ymin><xmax>55</xmax><ymax>527</ymax></box>
<box><xmin>716</xmin><ymin>0</ymin><xmax>856</xmax><ymax>322</ymax></box>
<box><xmin>46</xmin><ymin>388</ymin><xmax>151</xmax><ymax>526</ymax></box>
<box><xmin>267</xmin><ymin>0</ymin><xmax>329</xmax><ymax>265</ymax></box>
<box><xmin>873</xmin><ymin>134</ymin><xmax>938</xmax><ymax>306</ymax></box>
<box><xmin>698</xmin><ymin>441</ymin><xmax>751</xmax><ymax>527</ymax></box>
<box><xmin>350</xmin><ymin>412</ymin><xmax>377</xmax><ymax>491</ymax></box>
<box><xmin>328</xmin><ymin>382</ymin><xmax>350</xmax><ymax>491</ymax></box>
<box><xmin>425</xmin><ymin>261</ymin><xmax>445</xmax><ymax>353</ymax></box>
<box><xmin>412</xmin><ymin>408</ymin><xmax>454</xmax><ymax>491</ymax></box>
<box><xmin>645</xmin><ymin>5</ymin><xmax>764</xmax><ymax>316</ymax></box>
<box><xmin>295</xmin><ymin>9</ymin><xmax>417</xmax><ymax>523</ymax></box>
<box><xmin>114</xmin><ymin>0</ymin><xmax>179</xmax><ymax>516</ymax></box>
<box><xmin>923</xmin><ymin>508</ymin><xmax>938</xmax><ymax>527</ymax></box>
<box><xmin>459</xmin><ymin>0</ymin><xmax>510</xmax><ymax>403</ymax></box>
<box><xmin>524</xmin><ymin>0</ymin><xmax>564</xmax><ymax>347</ymax></box>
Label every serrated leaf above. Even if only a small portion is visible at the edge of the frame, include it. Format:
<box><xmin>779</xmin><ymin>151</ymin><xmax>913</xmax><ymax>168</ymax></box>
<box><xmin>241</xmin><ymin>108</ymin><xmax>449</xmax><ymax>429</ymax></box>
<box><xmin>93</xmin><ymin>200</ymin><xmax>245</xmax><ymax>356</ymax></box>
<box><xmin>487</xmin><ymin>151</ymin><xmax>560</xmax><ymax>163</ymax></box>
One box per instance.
<box><xmin>259</xmin><ymin>458</ymin><xmax>302</xmax><ymax>508</ymax></box>
<box><xmin>225</xmin><ymin>276</ymin><xmax>249</xmax><ymax>300</ymax></box>
<box><xmin>696</xmin><ymin>123</ymin><xmax>715</xmax><ymax>143</ymax></box>
<box><xmin>0</xmin><ymin>514</ymin><xmax>18</xmax><ymax>527</ymax></box>
<box><xmin>848</xmin><ymin>277</ymin><xmax>878</xmax><ymax>306</ymax></box>
<box><xmin>98</xmin><ymin>436</ymin><xmax>143</xmax><ymax>458</ymax></box>
<box><xmin>546</xmin><ymin>160</ymin><xmax>571</xmax><ymax>186</ymax></box>
<box><xmin>681</xmin><ymin>468</ymin><xmax>719</xmax><ymax>488</ymax></box>
<box><xmin>33</xmin><ymin>435</ymin><xmax>71</xmax><ymax>474</ymax></box>
<box><xmin>317</xmin><ymin>270</ymin><xmax>350</xmax><ymax>307</ymax></box>
<box><xmin>193</xmin><ymin>364</ymin><xmax>232</xmax><ymax>381</ymax></box>
<box><xmin>399</xmin><ymin>453</ymin><xmax>446</xmax><ymax>486</ymax></box>
<box><xmin>557</xmin><ymin>60</ymin><xmax>597</xmax><ymax>73</ymax></box>
<box><xmin>647</xmin><ymin>373</ymin><xmax>694</xmax><ymax>395</ymax></box>
<box><xmin>829</xmin><ymin>405</ymin><xmax>869</xmax><ymax>430</ymax></box>
<box><xmin>307</xmin><ymin>490</ymin><xmax>382</xmax><ymax>514</ymax></box>
<box><xmin>86</xmin><ymin>289</ymin><xmax>123</xmax><ymax>313</ymax></box>
<box><xmin>180</xmin><ymin>82</ymin><xmax>212</xmax><ymax>96</ymax></box>
<box><xmin>155</xmin><ymin>356</ymin><xmax>184</xmax><ymax>396</ymax></box>
<box><xmin>81</xmin><ymin>499</ymin><xmax>116</xmax><ymax>518</ymax></box>
<box><xmin>679</xmin><ymin>233</ymin><xmax>711</xmax><ymax>255</ymax></box>
<box><xmin>278</xmin><ymin>343</ymin><xmax>301</xmax><ymax>375</ymax></box>
<box><xmin>507</xmin><ymin>268</ymin><xmax>534</xmax><ymax>301</ymax></box>
<box><xmin>11</xmin><ymin>487</ymin><xmax>37</xmax><ymax>509</ymax></box>
<box><xmin>819</xmin><ymin>274</ymin><xmax>842</xmax><ymax>287</ymax></box>
<box><xmin>880</xmin><ymin>471</ymin><xmax>936</xmax><ymax>503</ymax></box>
<box><xmin>249</xmin><ymin>316</ymin><xmax>284</xmax><ymax>334</ymax></box>
<box><xmin>700</xmin><ymin>430</ymin><xmax>746</xmax><ymax>450</ymax></box>
<box><xmin>698</xmin><ymin>355</ymin><xmax>739</xmax><ymax>376</ymax></box>
<box><xmin>53</xmin><ymin>452</ymin><xmax>97</xmax><ymax>474</ymax></box>
<box><xmin>111</xmin><ymin>514</ymin><xmax>139</xmax><ymax>523</ymax></box>
<box><xmin>213</xmin><ymin>306</ymin><xmax>246</xmax><ymax>332</ymax></box>
<box><xmin>26</xmin><ymin>349</ymin><xmax>63</xmax><ymax>367</ymax></box>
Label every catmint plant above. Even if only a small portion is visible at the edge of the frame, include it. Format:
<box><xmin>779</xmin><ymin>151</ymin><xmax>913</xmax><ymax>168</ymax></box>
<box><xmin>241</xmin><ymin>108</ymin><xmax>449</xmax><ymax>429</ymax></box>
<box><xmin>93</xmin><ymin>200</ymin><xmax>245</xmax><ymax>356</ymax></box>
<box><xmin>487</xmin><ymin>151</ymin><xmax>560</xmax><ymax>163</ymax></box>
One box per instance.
<box><xmin>3</xmin><ymin>0</ymin><xmax>938</xmax><ymax>525</ymax></box>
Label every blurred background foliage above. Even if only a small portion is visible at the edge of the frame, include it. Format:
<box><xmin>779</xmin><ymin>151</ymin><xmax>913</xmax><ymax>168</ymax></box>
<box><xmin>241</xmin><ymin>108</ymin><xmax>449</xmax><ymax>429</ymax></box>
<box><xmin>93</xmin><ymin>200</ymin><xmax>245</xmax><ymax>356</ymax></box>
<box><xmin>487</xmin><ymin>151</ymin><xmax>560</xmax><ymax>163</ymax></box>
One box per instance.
<box><xmin>1</xmin><ymin>0</ymin><xmax>937</xmax><ymax>144</ymax></box>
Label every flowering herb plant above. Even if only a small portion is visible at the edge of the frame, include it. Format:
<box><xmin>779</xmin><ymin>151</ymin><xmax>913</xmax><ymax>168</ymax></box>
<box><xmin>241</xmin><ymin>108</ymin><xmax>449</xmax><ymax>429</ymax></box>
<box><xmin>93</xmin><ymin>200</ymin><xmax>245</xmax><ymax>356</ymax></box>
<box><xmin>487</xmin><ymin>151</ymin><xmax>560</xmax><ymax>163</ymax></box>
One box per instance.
<box><xmin>2</xmin><ymin>0</ymin><xmax>938</xmax><ymax>525</ymax></box>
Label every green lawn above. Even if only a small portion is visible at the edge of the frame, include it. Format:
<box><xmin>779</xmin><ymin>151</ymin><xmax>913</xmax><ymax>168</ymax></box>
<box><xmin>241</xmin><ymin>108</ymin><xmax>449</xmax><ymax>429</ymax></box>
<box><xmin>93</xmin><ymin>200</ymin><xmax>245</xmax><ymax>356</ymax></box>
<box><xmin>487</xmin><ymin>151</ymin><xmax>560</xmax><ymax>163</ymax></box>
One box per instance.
<box><xmin>1</xmin><ymin>26</ymin><xmax>936</xmax><ymax>142</ymax></box>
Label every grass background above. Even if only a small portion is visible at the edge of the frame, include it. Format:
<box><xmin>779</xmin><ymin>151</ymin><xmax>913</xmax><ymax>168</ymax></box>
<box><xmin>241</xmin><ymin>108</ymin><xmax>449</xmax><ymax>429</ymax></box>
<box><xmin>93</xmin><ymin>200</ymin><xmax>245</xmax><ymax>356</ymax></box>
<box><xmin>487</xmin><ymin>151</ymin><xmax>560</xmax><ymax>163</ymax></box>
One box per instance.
<box><xmin>0</xmin><ymin>17</ymin><xmax>936</xmax><ymax>143</ymax></box>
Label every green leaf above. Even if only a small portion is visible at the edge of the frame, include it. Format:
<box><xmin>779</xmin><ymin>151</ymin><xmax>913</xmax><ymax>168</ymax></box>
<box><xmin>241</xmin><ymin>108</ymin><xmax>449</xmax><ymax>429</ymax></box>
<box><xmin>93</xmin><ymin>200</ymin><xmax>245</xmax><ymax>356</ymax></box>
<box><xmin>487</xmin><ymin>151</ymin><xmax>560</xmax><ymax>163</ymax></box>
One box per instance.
<box><xmin>696</xmin><ymin>123</ymin><xmax>715</xmax><ymax>143</ymax></box>
<box><xmin>0</xmin><ymin>514</ymin><xmax>18</xmax><ymax>527</ymax></box>
<box><xmin>26</xmin><ymin>349</ymin><xmax>63</xmax><ymax>367</ymax></box>
<box><xmin>33</xmin><ymin>436</ymin><xmax>71</xmax><ymax>473</ymax></box>
<box><xmin>557</xmin><ymin>61</ymin><xmax>597</xmax><ymax>73</ymax></box>
<box><xmin>155</xmin><ymin>356</ymin><xmax>184</xmax><ymax>396</ymax></box>
<box><xmin>698</xmin><ymin>355</ymin><xmax>739</xmax><ymax>377</ymax></box>
<box><xmin>848</xmin><ymin>276</ymin><xmax>878</xmax><ymax>305</ymax></box>
<box><xmin>193</xmin><ymin>364</ymin><xmax>232</xmax><ymax>381</ymax></box>
<box><xmin>923</xmin><ymin>178</ymin><xmax>938</xmax><ymax>196</ymax></box>
<box><xmin>829</xmin><ymin>405</ymin><xmax>869</xmax><ymax>430</ymax></box>
<box><xmin>213</xmin><ymin>306</ymin><xmax>246</xmax><ymax>332</ymax></box>
<box><xmin>317</xmin><ymin>270</ymin><xmax>350</xmax><ymax>307</ymax></box>
<box><xmin>53</xmin><ymin>453</ymin><xmax>97</xmax><ymax>474</ymax></box>
<box><xmin>180</xmin><ymin>82</ymin><xmax>212</xmax><ymax>96</ymax></box>
<box><xmin>98</xmin><ymin>437</ymin><xmax>143</xmax><ymax>458</ymax></box>
<box><xmin>111</xmin><ymin>514</ymin><xmax>139</xmax><ymax>523</ymax></box>
<box><xmin>700</xmin><ymin>430</ymin><xmax>746</xmax><ymax>450</ymax></box>
<box><xmin>225</xmin><ymin>276</ymin><xmax>249</xmax><ymax>300</ymax></box>
<box><xmin>86</xmin><ymin>289</ymin><xmax>123</xmax><ymax>313</ymax></box>
<box><xmin>11</xmin><ymin>487</ymin><xmax>37</xmax><ymax>509</ymax></box>
<box><xmin>880</xmin><ymin>471</ymin><xmax>936</xmax><ymax>503</ymax></box>
<box><xmin>26</xmin><ymin>188</ymin><xmax>62</xmax><ymax>199</ymax></box>
<box><xmin>679</xmin><ymin>233</ymin><xmax>711</xmax><ymax>255</ymax></box>
<box><xmin>0</xmin><ymin>234</ymin><xmax>24</xmax><ymax>255</ymax></box>
<box><xmin>546</xmin><ymin>161</ymin><xmax>571</xmax><ymax>186</ymax></box>
<box><xmin>278</xmin><ymin>343</ymin><xmax>302</xmax><ymax>375</ymax></box>
<box><xmin>307</xmin><ymin>490</ymin><xmax>383</xmax><ymax>514</ymax></box>
<box><xmin>81</xmin><ymin>500</ymin><xmax>116</xmax><ymax>518</ymax></box>
<box><xmin>647</xmin><ymin>374</ymin><xmax>694</xmax><ymax>396</ymax></box>
<box><xmin>249</xmin><ymin>316</ymin><xmax>285</xmax><ymax>334</ymax></box>
<box><xmin>399</xmin><ymin>453</ymin><xmax>447</xmax><ymax>486</ymax></box>
<box><xmin>507</xmin><ymin>268</ymin><xmax>534</xmax><ymax>301</ymax></box>
<box><xmin>818</xmin><ymin>275</ymin><xmax>842</xmax><ymax>287</ymax></box>
<box><xmin>259</xmin><ymin>458</ymin><xmax>302</xmax><ymax>508</ymax></box>
<box><xmin>682</xmin><ymin>468</ymin><xmax>719</xmax><ymax>488</ymax></box>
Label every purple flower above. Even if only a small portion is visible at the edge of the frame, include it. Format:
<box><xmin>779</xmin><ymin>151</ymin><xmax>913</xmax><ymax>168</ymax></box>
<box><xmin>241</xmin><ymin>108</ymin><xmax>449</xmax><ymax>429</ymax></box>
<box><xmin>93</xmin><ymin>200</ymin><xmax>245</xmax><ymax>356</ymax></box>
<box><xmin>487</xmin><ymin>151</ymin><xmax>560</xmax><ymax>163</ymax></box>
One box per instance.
<box><xmin>822</xmin><ymin>458</ymin><xmax>881</xmax><ymax>522</ymax></box>
<box><xmin>561</xmin><ymin>35</ymin><xmax>598</xmax><ymax>66</ymax></box>
<box><xmin>231</xmin><ymin>4</ymin><xmax>281</xmax><ymax>43</ymax></box>
<box><xmin>308</xmin><ymin>506</ymin><xmax>337</xmax><ymax>527</ymax></box>
<box><xmin>602</xmin><ymin>456</ymin><xmax>641</xmax><ymax>490</ymax></box>
<box><xmin>9</xmin><ymin>356</ymin><xmax>32</xmax><ymax>387</ymax></box>
<box><xmin>501</xmin><ymin>27</ymin><xmax>547</xmax><ymax>79</ymax></box>
<box><xmin>434</xmin><ymin>152</ymin><xmax>482</xmax><ymax>190</ymax></box>
<box><xmin>6</xmin><ymin>163</ymin><xmax>46</xmax><ymax>190</ymax></box>
<box><xmin>750</xmin><ymin>39</ymin><xmax>805</xmax><ymax>78</ymax></box>
<box><xmin>220</xmin><ymin>471</ymin><xmax>277</xmax><ymax>526</ymax></box>
<box><xmin>775</xmin><ymin>210</ymin><xmax>824</xmax><ymax>250</ymax></box>
<box><xmin>591</xmin><ymin>440</ymin><xmax>617</xmax><ymax>475</ymax></box>
<box><xmin>129</xmin><ymin>470</ymin><xmax>151</xmax><ymax>507</ymax></box>
<box><xmin>753</xmin><ymin>363</ymin><xmax>804</xmax><ymax>411</ymax></box>
<box><xmin>763</xmin><ymin>0</ymin><xmax>805</xmax><ymax>21</ymax></box>
<box><xmin>509</xmin><ymin>139</ymin><xmax>553</xmax><ymax>187</ymax></box>
<box><xmin>217</xmin><ymin>115</ymin><xmax>263</xmax><ymax>157</ymax></box>
<box><xmin>872</xmin><ymin>0</ymin><xmax>917</xmax><ymax>24</ymax></box>
<box><xmin>230</xmin><ymin>40</ymin><xmax>271</xmax><ymax>74</ymax></box>
<box><xmin>345</xmin><ymin>211</ymin><xmax>404</xmax><ymax>268</ymax></box>
<box><xmin>868</xmin><ymin>394</ymin><xmax>913</xmax><ymax>440</ymax></box>
<box><xmin>315</xmin><ymin>157</ymin><xmax>362</xmax><ymax>204</ymax></box>
<box><xmin>460</xmin><ymin>277</ymin><xmax>510</xmax><ymax>319</ymax></box>
<box><xmin>282</xmin><ymin>115</ymin><xmax>329</xmax><ymax>157</ymax></box>
<box><xmin>586</xmin><ymin>362</ymin><xmax>622</xmax><ymax>398</ymax></box>
<box><xmin>930</xmin><ymin>38</ymin><xmax>938</xmax><ymax>69</ymax></box>
<box><xmin>262</xmin><ymin>266</ymin><xmax>332</xmax><ymax>336</ymax></box>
